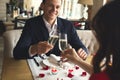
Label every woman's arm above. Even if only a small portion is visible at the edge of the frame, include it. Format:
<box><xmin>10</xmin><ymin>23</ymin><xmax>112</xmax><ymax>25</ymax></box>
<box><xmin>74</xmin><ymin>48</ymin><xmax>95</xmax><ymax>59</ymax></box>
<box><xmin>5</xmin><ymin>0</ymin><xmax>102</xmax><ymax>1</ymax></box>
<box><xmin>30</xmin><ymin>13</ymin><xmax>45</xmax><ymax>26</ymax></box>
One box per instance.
<box><xmin>62</xmin><ymin>48</ymin><xmax>93</xmax><ymax>74</ymax></box>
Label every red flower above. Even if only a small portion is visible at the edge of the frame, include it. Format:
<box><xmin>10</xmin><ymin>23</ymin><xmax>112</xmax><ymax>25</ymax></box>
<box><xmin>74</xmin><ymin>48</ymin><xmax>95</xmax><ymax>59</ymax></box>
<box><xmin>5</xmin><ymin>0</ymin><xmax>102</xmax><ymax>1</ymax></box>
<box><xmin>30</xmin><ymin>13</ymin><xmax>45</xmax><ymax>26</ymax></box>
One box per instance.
<box><xmin>39</xmin><ymin>73</ymin><xmax>45</xmax><ymax>78</ymax></box>
<box><xmin>67</xmin><ymin>73</ymin><xmax>74</xmax><ymax>78</ymax></box>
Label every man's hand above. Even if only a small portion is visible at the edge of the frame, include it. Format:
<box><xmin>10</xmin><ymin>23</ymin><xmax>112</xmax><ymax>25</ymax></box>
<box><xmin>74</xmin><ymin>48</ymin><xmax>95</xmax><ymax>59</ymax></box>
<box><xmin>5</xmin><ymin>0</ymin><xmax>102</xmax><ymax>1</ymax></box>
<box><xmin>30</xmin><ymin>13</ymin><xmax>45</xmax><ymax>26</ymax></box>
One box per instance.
<box><xmin>37</xmin><ymin>41</ymin><xmax>53</xmax><ymax>54</ymax></box>
<box><xmin>31</xmin><ymin>41</ymin><xmax>53</xmax><ymax>55</ymax></box>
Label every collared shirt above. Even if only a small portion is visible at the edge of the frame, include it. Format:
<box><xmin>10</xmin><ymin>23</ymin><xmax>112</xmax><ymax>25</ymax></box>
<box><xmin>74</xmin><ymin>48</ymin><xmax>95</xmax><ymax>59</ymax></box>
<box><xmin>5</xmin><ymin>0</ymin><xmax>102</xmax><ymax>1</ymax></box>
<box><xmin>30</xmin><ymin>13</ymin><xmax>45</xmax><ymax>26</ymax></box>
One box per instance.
<box><xmin>43</xmin><ymin>17</ymin><xmax>58</xmax><ymax>35</ymax></box>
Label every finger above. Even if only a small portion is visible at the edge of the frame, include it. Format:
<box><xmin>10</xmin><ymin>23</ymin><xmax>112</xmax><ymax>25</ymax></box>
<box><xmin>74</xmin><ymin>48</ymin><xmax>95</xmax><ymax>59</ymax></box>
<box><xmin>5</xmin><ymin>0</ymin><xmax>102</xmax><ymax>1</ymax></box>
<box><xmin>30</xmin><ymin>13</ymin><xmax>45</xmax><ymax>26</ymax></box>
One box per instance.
<box><xmin>78</xmin><ymin>49</ymin><xmax>87</xmax><ymax>60</ymax></box>
<box><xmin>67</xmin><ymin>44</ymin><xmax>72</xmax><ymax>49</ymax></box>
<box><xmin>80</xmin><ymin>52</ymin><xmax>87</xmax><ymax>60</ymax></box>
<box><xmin>60</xmin><ymin>57</ymin><xmax>68</xmax><ymax>62</ymax></box>
<box><xmin>77</xmin><ymin>48</ymin><xmax>83</xmax><ymax>53</ymax></box>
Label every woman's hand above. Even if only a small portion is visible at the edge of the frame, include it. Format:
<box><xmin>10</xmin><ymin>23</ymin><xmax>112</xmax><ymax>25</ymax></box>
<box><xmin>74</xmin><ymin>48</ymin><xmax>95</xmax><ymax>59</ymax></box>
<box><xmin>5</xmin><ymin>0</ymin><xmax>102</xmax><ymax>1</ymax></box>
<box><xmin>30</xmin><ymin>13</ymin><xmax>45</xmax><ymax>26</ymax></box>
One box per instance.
<box><xmin>61</xmin><ymin>48</ymin><xmax>82</xmax><ymax>63</ymax></box>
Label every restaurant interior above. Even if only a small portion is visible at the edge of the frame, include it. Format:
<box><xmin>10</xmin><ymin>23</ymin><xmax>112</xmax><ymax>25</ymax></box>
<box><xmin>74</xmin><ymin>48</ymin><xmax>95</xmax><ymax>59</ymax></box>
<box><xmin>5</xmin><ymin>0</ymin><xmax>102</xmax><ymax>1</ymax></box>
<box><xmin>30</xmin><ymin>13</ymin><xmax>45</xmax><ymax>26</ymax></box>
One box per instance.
<box><xmin>0</xmin><ymin>0</ymin><xmax>112</xmax><ymax>80</ymax></box>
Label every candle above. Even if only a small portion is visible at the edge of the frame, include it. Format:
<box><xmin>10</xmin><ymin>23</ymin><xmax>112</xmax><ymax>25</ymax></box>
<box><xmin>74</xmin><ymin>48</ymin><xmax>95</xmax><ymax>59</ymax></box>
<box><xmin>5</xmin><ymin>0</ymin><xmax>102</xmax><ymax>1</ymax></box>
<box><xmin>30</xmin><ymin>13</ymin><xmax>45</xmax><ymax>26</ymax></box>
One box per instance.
<box><xmin>51</xmin><ymin>67</ymin><xmax>58</xmax><ymax>75</ymax></box>
<box><xmin>68</xmin><ymin>69</ymin><xmax>73</xmax><ymax>73</ymax></box>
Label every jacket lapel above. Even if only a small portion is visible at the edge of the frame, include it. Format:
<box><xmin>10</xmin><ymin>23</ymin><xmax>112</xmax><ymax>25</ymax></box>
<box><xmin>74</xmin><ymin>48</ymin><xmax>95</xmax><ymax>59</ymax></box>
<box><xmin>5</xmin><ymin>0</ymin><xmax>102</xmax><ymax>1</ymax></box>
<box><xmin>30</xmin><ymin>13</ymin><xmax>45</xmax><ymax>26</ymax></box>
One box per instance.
<box><xmin>57</xmin><ymin>17</ymin><xmax>64</xmax><ymax>33</ymax></box>
<box><xmin>38</xmin><ymin>16</ymin><xmax>49</xmax><ymax>41</ymax></box>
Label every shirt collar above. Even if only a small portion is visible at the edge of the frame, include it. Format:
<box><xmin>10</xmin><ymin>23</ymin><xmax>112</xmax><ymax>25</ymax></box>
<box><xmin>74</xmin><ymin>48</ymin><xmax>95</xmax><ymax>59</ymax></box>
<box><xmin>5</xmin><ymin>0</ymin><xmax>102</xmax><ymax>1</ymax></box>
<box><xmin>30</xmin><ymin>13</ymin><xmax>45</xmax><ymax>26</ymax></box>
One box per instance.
<box><xmin>43</xmin><ymin>17</ymin><xmax>57</xmax><ymax>33</ymax></box>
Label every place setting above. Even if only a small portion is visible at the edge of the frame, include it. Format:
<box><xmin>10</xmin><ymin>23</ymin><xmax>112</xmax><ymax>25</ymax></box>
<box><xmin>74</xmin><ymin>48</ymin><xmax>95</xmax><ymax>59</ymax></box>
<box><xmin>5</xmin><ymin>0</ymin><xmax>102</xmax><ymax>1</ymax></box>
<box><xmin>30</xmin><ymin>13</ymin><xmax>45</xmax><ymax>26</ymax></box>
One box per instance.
<box><xmin>27</xmin><ymin>53</ymin><xmax>90</xmax><ymax>80</ymax></box>
<box><xmin>27</xmin><ymin>32</ymin><xmax>90</xmax><ymax>80</ymax></box>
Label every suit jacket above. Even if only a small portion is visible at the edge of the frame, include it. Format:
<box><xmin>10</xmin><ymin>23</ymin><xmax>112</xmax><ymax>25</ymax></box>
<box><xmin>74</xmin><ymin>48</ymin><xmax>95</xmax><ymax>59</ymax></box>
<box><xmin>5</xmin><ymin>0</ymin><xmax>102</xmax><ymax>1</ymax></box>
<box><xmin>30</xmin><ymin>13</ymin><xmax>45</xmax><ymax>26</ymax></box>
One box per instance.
<box><xmin>13</xmin><ymin>15</ymin><xmax>88</xmax><ymax>59</ymax></box>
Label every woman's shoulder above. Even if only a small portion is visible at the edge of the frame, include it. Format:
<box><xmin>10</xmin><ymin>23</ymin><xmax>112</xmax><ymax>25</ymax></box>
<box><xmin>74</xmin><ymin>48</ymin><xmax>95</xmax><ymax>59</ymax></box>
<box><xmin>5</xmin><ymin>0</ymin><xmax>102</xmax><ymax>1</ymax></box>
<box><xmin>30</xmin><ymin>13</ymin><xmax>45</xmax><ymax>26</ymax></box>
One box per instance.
<box><xmin>89</xmin><ymin>72</ymin><xmax>110</xmax><ymax>80</ymax></box>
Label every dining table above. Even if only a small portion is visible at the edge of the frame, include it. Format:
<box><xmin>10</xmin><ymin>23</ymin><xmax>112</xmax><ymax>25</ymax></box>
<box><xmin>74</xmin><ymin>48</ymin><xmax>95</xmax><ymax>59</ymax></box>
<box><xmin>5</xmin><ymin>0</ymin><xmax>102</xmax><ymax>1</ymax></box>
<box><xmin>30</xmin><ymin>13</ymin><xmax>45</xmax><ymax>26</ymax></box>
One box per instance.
<box><xmin>1</xmin><ymin>53</ymin><xmax>92</xmax><ymax>80</ymax></box>
<box><xmin>27</xmin><ymin>54</ymin><xmax>91</xmax><ymax>80</ymax></box>
<box><xmin>1</xmin><ymin>54</ymin><xmax>33</xmax><ymax>80</ymax></box>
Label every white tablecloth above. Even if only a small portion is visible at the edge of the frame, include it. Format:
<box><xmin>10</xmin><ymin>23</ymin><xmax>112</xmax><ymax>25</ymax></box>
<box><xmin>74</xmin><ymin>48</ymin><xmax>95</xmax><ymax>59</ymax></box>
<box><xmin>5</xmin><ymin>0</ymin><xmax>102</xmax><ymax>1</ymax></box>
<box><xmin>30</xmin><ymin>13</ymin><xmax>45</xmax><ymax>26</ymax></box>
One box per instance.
<box><xmin>27</xmin><ymin>56</ymin><xmax>90</xmax><ymax>80</ymax></box>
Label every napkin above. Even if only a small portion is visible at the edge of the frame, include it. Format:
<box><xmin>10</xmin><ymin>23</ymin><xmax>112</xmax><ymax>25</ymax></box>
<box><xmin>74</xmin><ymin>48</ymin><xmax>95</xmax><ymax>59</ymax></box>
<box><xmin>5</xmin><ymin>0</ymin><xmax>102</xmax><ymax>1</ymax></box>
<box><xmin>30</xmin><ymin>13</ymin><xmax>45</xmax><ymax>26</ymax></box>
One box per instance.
<box><xmin>49</xmin><ymin>54</ymin><xmax>60</xmax><ymax>64</ymax></box>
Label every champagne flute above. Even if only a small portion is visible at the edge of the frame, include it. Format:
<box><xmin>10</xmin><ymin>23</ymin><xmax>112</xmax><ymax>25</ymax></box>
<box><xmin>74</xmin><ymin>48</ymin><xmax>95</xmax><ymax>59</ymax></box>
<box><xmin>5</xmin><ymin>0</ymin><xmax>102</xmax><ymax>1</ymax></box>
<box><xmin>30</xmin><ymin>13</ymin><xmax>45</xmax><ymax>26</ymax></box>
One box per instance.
<box><xmin>40</xmin><ymin>29</ymin><xmax>59</xmax><ymax>59</ymax></box>
<box><xmin>58</xmin><ymin>33</ymin><xmax>68</xmax><ymax>68</ymax></box>
<box><xmin>59</xmin><ymin>33</ymin><xmax>68</xmax><ymax>52</ymax></box>
<box><xmin>48</xmin><ymin>31</ymin><xmax>59</xmax><ymax>46</ymax></box>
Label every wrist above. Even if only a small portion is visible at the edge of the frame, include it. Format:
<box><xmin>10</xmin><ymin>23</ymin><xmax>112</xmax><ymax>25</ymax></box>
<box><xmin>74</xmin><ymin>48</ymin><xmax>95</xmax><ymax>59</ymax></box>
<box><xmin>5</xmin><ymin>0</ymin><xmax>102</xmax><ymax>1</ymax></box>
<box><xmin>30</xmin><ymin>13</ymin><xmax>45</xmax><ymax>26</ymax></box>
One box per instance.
<box><xmin>30</xmin><ymin>44</ymin><xmax>38</xmax><ymax>55</ymax></box>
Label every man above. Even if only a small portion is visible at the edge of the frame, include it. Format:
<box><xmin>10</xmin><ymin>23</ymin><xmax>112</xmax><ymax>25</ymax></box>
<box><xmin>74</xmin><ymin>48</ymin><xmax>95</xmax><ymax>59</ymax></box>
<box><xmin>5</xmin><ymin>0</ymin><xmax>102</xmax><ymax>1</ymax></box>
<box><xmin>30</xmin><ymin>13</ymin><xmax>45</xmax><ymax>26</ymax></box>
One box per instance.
<box><xmin>13</xmin><ymin>0</ymin><xmax>88</xmax><ymax>59</ymax></box>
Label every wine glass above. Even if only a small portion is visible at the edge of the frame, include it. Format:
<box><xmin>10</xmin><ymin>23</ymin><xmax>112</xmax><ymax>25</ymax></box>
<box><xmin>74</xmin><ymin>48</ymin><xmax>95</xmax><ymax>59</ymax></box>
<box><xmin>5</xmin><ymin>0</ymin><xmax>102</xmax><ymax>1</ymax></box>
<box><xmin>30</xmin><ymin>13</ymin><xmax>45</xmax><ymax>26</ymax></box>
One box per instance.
<box><xmin>58</xmin><ymin>33</ymin><xmax>68</xmax><ymax>68</ymax></box>
<box><xmin>48</xmin><ymin>29</ymin><xmax>59</xmax><ymax>46</ymax></box>
<box><xmin>40</xmin><ymin>29</ymin><xmax>59</xmax><ymax>59</ymax></box>
<box><xmin>59</xmin><ymin>33</ymin><xmax>68</xmax><ymax>52</ymax></box>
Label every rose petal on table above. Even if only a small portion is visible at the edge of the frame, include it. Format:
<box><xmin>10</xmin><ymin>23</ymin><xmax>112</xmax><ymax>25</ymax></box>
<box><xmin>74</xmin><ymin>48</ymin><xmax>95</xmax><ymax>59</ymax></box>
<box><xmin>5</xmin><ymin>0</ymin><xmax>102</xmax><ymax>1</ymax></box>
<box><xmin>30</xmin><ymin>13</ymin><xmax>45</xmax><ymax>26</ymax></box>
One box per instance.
<box><xmin>81</xmin><ymin>71</ymin><xmax>87</xmax><ymax>76</ymax></box>
<box><xmin>67</xmin><ymin>73</ymin><xmax>74</xmax><ymax>78</ymax></box>
<box><xmin>42</xmin><ymin>66</ymin><xmax>49</xmax><ymax>70</ymax></box>
<box><xmin>39</xmin><ymin>73</ymin><xmax>45</xmax><ymax>78</ymax></box>
<box><xmin>75</xmin><ymin>65</ymin><xmax>79</xmax><ymax>70</ymax></box>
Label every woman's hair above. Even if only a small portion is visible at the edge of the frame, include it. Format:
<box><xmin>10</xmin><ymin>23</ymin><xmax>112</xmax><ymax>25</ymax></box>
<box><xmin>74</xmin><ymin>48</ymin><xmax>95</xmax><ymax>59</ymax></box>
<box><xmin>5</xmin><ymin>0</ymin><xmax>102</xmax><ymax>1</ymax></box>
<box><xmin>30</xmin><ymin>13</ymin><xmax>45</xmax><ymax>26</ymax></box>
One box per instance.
<box><xmin>91</xmin><ymin>0</ymin><xmax>120</xmax><ymax>80</ymax></box>
<box><xmin>42</xmin><ymin>0</ymin><xmax>46</xmax><ymax>3</ymax></box>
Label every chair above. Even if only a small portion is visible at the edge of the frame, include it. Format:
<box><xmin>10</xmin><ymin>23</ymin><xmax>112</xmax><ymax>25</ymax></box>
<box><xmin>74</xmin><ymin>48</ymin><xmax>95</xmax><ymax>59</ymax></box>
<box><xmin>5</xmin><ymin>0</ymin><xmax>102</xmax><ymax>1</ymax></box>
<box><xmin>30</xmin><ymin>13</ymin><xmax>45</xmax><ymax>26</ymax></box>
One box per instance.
<box><xmin>3</xmin><ymin>29</ymin><xmax>22</xmax><ymax>57</ymax></box>
<box><xmin>76</xmin><ymin>30</ymin><xmax>99</xmax><ymax>55</ymax></box>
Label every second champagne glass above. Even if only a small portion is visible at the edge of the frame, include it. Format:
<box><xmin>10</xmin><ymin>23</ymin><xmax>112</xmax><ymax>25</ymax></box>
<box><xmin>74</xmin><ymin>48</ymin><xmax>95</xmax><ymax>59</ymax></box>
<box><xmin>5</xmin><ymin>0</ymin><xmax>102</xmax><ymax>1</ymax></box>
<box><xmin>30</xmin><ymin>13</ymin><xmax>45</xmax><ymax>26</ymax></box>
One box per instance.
<box><xmin>59</xmin><ymin>33</ymin><xmax>68</xmax><ymax>52</ymax></box>
<box><xmin>58</xmin><ymin>33</ymin><xmax>68</xmax><ymax>68</ymax></box>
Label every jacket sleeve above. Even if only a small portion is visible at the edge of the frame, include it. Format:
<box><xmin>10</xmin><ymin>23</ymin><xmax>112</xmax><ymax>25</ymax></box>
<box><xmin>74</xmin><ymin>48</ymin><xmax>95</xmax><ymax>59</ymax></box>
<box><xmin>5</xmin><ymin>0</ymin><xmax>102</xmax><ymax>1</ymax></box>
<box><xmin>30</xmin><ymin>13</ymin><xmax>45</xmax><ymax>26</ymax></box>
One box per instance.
<box><xmin>13</xmin><ymin>20</ymin><xmax>33</xmax><ymax>59</ymax></box>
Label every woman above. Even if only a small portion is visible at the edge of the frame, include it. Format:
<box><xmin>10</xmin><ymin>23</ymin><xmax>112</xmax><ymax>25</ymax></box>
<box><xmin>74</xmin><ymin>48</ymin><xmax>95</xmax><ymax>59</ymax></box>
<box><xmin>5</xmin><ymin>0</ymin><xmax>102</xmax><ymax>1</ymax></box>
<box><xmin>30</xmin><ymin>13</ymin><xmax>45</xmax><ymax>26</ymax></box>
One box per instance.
<box><xmin>62</xmin><ymin>1</ymin><xmax>120</xmax><ymax>80</ymax></box>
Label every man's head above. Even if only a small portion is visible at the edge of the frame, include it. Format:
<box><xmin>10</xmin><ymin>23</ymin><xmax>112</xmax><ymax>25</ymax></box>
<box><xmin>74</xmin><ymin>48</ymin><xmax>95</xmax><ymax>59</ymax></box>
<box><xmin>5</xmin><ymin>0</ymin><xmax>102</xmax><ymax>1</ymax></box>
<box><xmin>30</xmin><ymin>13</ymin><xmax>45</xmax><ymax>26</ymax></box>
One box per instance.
<box><xmin>40</xmin><ymin>0</ymin><xmax>61</xmax><ymax>24</ymax></box>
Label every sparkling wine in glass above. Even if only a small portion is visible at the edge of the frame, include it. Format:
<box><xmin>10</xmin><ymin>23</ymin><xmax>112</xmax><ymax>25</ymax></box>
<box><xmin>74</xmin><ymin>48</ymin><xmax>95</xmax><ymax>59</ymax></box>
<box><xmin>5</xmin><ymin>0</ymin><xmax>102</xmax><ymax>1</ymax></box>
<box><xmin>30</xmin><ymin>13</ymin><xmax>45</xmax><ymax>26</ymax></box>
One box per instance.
<box><xmin>40</xmin><ymin>29</ymin><xmax>59</xmax><ymax>59</ymax></box>
<box><xmin>59</xmin><ymin>33</ymin><xmax>68</xmax><ymax>52</ymax></box>
<box><xmin>58</xmin><ymin>33</ymin><xmax>68</xmax><ymax>68</ymax></box>
<box><xmin>48</xmin><ymin>28</ymin><xmax>59</xmax><ymax>46</ymax></box>
<box><xmin>48</xmin><ymin>35</ymin><xmax>58</xmax><ymax>46</ymax></box>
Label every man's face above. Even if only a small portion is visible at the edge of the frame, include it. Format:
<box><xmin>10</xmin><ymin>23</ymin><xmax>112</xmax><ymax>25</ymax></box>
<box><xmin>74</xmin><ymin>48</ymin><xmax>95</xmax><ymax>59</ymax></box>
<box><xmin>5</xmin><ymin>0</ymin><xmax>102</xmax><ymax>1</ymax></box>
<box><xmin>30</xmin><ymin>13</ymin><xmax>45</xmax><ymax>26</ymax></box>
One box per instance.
<box><xmin>42</xmin><ymin>0</ymin><xmax>61</xmax><ymax>21</ymax></box>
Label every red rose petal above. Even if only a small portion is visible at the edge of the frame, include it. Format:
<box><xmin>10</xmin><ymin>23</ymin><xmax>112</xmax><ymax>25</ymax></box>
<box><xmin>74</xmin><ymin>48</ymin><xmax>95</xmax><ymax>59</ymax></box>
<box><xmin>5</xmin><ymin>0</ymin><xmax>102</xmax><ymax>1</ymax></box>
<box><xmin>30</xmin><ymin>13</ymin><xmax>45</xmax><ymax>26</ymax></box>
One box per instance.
<box><xmin>75</xmin><ymin>65</ymin><xmax>79</xmax><ymax>70</ymax></box>
<box><xmin>42</xmin><ymin>66</ymin><xmax>49</xmax><ymax>70</ymax></box>
<box><xmin>67</xmin><ymin>73</ymin><xmax>74</xmax><ymax>78</ymax></box>
<box><xmin>39</xmin><ymin>73</ymin><xmax>45</xmax><ymax>78</ymax></box>
<box><xmin>81</xmin><ymin>71</ymin><xmax>87</xmax><ymax>76</ymax></box>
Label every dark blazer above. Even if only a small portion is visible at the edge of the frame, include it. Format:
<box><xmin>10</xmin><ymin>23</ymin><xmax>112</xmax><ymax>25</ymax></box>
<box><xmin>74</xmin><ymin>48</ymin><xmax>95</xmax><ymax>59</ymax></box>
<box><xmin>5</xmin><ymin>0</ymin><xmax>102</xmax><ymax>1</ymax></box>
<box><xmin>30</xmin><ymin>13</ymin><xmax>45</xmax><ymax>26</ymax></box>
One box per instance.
<box><xmin>13</xmin><ymin>15</ymin><xmax>88</xmax><ymax>59</ymax></box>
